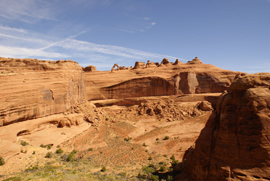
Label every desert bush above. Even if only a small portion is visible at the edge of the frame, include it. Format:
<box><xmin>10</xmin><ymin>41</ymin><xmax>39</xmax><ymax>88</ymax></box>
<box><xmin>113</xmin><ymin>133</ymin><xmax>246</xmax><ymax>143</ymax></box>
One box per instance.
<box><xmin>88</xmin><ymin>148</ymin><xmax>93</xmax><ymax>151</ymax></box>
<box><xmin>67</xmin><ymin>150</ymin><xmax>76</xmax><ymax>162</ymax></box>
<box><xmin>170</xmin><ymin>155</ymin><xmax>175</xmax><ymax>161</ymax></box>
<box><xmin>20</xmin><ymin>140</ymin><xmax>29</xmax><ymax>146</ymax></box>
<box><xmin>150</xmin><ymin>175</ymin><xmax>159</xmax><ymax>181</ymax></box>
<box><xmin>55</xmin><ymin>148</ymin><xmax>63</xmax><ymax>154</ymax></box>
<box><xmin>142</xmin><ymin>142</ymin><xmax>147</xmax><ymax>147</ymax></box>
<box><xmin>148</xmin><ymin>156</ymin><xmax>152</xmax><ymax>160</ymax></box>
<box><xmin>124</xmin><ymin>137</ymin><xmax>132</xmax><ymax>142</ymax></box>
<box><xmin>0</xmin><ymin>157</ymin><xmax>5</xmax><ymax>166</ymax></box>
<box><xmin>142</xmin><ymin>166</ymin><xmax>155</xmax><ymax>174</ymax></box>
<box><xmin>101</xmin><ymin>166</ymin><xmax>106</xmax><ymax>172</ymax></box>
<box><xmin>45</xmin><ymin>152</ymin><xmax>53</xmax><ymax>158</ymax></box>
<box><xmin>40</xmin><ymin>144</ymin><xmax>46</xmax><ymax>148</ymax></box>
<box><xmin>171</xmin><ymin>159</ymin><xmax>179</xmax><ymax>167</ymax></box>
<box><xmin>163</xmin><ymin>136</ymin><xmax>170</xmax><ymax>140</ymax></box>
<box><xmin>167</xmin><ymin>175</ymin><xmax>174</xmax><ymax>181</ymax></box>
<box><xmin>159</xmin><ymin>165</ymin><xmax>167</xmax><ymax>172</ymax></box>
<box><xmin>47</xmin><ymin>145</ymin><xmax>52</xmax><ymax>150</ymax></box>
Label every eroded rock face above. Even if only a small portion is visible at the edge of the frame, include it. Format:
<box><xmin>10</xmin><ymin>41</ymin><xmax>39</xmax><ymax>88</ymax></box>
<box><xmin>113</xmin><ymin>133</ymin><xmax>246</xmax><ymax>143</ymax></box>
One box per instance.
<box><xmin>84</xmin><ymin>59</ymin><xmax>237</xmax><ymax>100</ymax></box>
<box><xmin>134</xmin><ymin>61</ymin><xmax>146</xmax><ymax>69</ymax></box>
<box><xmin>0</xmin><ymin>58</ymin><xmax>85</xmax><ymax>127</ymax></box>
<box><xmin>101</xmin><ymin>77</ymin><xmax>175</xmax><ymax>99</ymax></box>
<box><xmin>84</xmin><ymin>65</ymin><xmax>96</xmax><ymax>72</ymax></box>
<box><xmin>177</xmin><ymin>73</ymin><xmax>270</xmax><ymax>181</ymax></box>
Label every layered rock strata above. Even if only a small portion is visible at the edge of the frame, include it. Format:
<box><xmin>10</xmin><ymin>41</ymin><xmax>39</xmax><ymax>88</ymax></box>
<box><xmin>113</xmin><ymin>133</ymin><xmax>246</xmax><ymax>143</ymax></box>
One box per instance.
<box><xmin>0</xmin><ymin>58</ymin><xmax>85</xmax><ymax>127</ymax></box>
<box><xmin>176</xmin><ymin>73</ymin><xmax>270</xmax><ymax>181</ymax></box>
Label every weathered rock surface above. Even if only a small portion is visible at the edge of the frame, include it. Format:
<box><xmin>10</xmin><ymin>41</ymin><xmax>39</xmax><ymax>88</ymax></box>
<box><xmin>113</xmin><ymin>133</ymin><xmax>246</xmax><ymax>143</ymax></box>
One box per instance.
<box><xmin>84</xmin><ymin>65</ymin><xmax>96</xmax><ymax>72</ymax></box>
<box><xmin>0</xmin><ymin>58</ymin><xmax>85</xmax><ymax>127</ymax></box>
<box><xmin>84</xmin><ymin>58</ymin><xmax>237</xmax><ymax>100</ymax></box>
<box><xmin>176</xmin><ymin>73</ymin><xmax>270</xmax><ymax>181</ymax></box>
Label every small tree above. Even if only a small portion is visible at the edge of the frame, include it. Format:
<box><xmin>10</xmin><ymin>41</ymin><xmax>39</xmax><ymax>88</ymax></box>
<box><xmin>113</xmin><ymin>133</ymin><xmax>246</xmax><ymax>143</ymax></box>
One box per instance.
<box><xmin>20</xmin><ymin>140</ymin><xmax>29</xmax><ymax>146</ymax></box>
<box><xmin>45</xmin><ymin>152</ymin><xmax>53</xmax><ymax>158</ymax></box>
<box><xmin>101</xmin><ymin>166</ymin><xmax>106</xmax><ymax>172</ymax></box>
<box><xmin>55</xmin><ymin>148</ymin><xmax>63</xmax><ymax>154</ymax></box>
<box><xmin>67</xmin><ymin>150</ymin><xmax>76</xmax><ymax>162</ymax></box>
<box><xmin>0</xmin><ymin>157</ymin><xmax>5</xmax><ymax>166</ymax></box>
<box><xmin>164</xmin><ymin>136</ymin><xmax>170</xmax><ymax>140</ymax></box>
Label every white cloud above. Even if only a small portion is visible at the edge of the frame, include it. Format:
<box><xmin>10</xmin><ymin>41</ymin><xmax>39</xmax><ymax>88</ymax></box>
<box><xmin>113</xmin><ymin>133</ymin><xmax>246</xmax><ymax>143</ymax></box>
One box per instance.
<box><xmin>0</xmin><ymin>24</ymin><xmax>187</xmax><ymax>69</ymax></box>
<box><xmin>151</xmin><ymin>22</ymin><xmax>156</xmax><ymax>26</ymax></box>
<box><xmin>144</xmin><ymin>17</ymin><xmax>151</xmax><ymax>20</ymax></box>
<box><xmin>0</xmin><ymin>45</ymin><xmax>68</xmax><ymax>59</ymax></box>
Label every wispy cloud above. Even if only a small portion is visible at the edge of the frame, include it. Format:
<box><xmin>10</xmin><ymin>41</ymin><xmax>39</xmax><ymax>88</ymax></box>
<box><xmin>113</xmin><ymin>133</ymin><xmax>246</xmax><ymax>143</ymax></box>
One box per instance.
<box><xmin>0</xmin><ymin>25</ymin><xmax>185</xmax><ymax>69</ymax></box>
<box><xmin>0</xmin><ymin>45</ymin><xmax>68</xmax><ymax>59</ymax></box>
<box><xmin>144</xmin><ymin>17</ymin><xmax>151</xmax><ymax>20</ymax></box>
<box><xmin>151</xmin><ymin>22</ymin><xmax>156</xmax><ymax>26</ymax></box>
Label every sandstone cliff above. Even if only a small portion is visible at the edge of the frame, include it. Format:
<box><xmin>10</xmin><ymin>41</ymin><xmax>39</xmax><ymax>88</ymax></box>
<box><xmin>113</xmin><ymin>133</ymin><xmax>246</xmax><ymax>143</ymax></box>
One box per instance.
<box><xmin>84</xmin><ymin>58</ymin><xmax>237</xmax><ymax>100</ymax></box>
<box><xmin>0</xmin><ymin>58</ymin><xmax>85</xmax><ymax>127</ymax></box>
<box><xmin>176</xmin><ymin>73</ymin><xmax>270</xmax><ymax>181</ymax></box>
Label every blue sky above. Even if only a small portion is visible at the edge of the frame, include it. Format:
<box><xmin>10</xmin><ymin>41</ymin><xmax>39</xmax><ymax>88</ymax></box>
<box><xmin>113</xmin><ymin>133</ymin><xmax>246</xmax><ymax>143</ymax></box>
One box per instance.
<box><xmin>0</xmin><ymin>0</ymin><xmax>269</xmax><ymax>73</ymax></box>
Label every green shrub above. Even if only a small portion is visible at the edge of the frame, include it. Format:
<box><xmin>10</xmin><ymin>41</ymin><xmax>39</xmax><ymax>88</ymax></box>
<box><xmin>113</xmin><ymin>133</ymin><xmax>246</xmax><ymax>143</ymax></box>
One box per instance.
<box><xmin>148</xmin><ymin>156</ymin><xmax>152</xmax><ymax>160</ymax></box>
<box><xmin>150</xmin><ymin>175</ymin><xmax>159</xmax><ymax>181</ymax></box>
<box><xmin>0</xmin><ymin>157</ymin><xmax>5</xmax><ymax>166</ymax></box>
<box><xmin>142</xmin><ymin>166</ymin><xmax>155</xmax><ymax>174</ymax></box>
<box><xmin>124</xmin><ymin>137</ymin><xmax>132</xmax><ymax>142</ymax></box>
<box><xmin>45</xmin><ymin>152</ymin><xmax>53</xmax><ymax>158</ymax></box>
<box><xmin>55</xmin><ymin>148</ymin><xmax>63</xmax><ymax>154</ymax></box>
<box><xmin>88</xmin><ymin>148</ymin><xmax>93</xmax><ymax>151</ymax></box>
<box><xmin>20</xmin><ymin>140</ymin><xmax>29</xmax><ymax>146</ymax></box>
<box><xmin>170</xmin><ymin>155</ymin><xmax>175</xmax><ymax>161</ymax></box>
<box><xmin>171</xmin><ymin>159</ymin><xmax>179</xmax><ymax>167</ymax></box>
<box><xmin>159</xmin><ymin>165</ymin><xmax>167</xmax><ymax>172</ymax></box>
<box><xmin>67</xmin><ymin>150</ymin><xmax>76</xmax><ymax>162</ymax></box>
<box><xmin>155</xmin><ymin>138</ymin><xmax>159</xmax><ymax>141</ymax></box>
<box><xmin>47</xmin><ymin>145</ymin><xmax>52</xmax><ymax>150</ymax></box>
<box><xmin>40</xmin><ymin>144</ymin><xmax>46</xmax><ymax>148</ymax></box>
<box><xmin>105</xmin><ymin>118</ymin><xmax>109</xmax><ymax>121</ymax></box>
<box><xmin>101</xmin><ymin>166</ymin><xmax>106</xmax><ymax>172</ymax></box>
<box><xmin>142</xmin><ymin>143</ymin><xmax>147</xmax><ymax>147</ymax></box>
<box><xmin>167</xmin><ymin>175</ymin><xmax>174</xmax><ymax>181</ymax></box>
<box><xmin>164</xmin><ymin>136</ymin><xmax>170</xmax><ymax>140</ymax></box>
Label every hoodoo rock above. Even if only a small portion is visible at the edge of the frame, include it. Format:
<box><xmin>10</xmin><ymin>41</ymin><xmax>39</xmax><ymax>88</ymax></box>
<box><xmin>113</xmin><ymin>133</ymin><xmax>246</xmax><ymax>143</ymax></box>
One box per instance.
<box><xmin>187</xmin><ymin>57</ymin><xmax>203</xmax><ymax>64</ymax></box>
<box><xmin>161</xmin><ymin>58</ymin><xmax>170</xmax><ymax>65</ymax></box>
<box><xmin>84</xmin><ymin>65</ymin><xmax>96</xmax><ymax>72</ymax></box>
<box><xmin>134</xmin><ymin>61</ymin><xmax>146</xmax><ymax>69</ymax></box>
<box><xmin>176</xmin><ymin>73</ymin><xmax>270</xmax><ymax>181</ymax></box>
<box><xmin>0</xmin><ymin>58</ymin><xmax>85</xmax><ymax>127</ymax></box>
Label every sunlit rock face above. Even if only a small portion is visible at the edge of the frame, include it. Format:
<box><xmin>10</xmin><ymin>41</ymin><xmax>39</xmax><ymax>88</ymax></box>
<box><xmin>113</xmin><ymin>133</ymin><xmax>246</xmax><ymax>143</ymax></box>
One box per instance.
<box><xmin>176</xmin><ymin>73</ymin><xmax>270</xmax><ymax>181</ymax></box>
<box><xmin>0</xmin><ymin>58</ymin><xmax>85</xmax><ymax>126</ymax></box>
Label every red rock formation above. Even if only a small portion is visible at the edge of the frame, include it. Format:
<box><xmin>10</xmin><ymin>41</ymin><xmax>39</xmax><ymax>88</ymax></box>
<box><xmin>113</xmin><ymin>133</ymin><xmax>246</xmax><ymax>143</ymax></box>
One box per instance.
<box><xmin>84</xmin><ymin>59</ymin><xmax>237</xmax><ymax>100</ymax></box>
<box><xmin>0</xmin><ymin>58</ymin><xmax>85</xmax><ymax>127</ymax></box>
<box><xmin>84</xmin><ymin>65</ymin><xmax>96</xmax><ymax>72</ymax></box>
<box><xmin>101</xmin><ymin>77</ymin><xmax>175</xmax><ymax>99</ymax></box>
<box><xmin>176</xmin><ymin>73</ymin><xmax>270</xmax><ymax>181</ymax></box>
<box><xmin>161</xmin><ymin>58</ymin><xmax>170</xmax><ymax>65</ymax></box>
<box><xmin>134</xmin><ymin>61</ymin><xmax>146</xmax><ymax>69</ymax></box>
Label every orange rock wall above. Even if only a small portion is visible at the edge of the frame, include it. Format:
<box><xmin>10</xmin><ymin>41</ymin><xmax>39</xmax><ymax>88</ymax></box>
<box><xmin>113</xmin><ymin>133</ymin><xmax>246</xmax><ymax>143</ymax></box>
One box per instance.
<box><xmin>0</xmin><ymin>58</ymin><xmax>85</xmax><ymax>126</ymax></box>
<box><xmin>177</xmin><ymin>73</ymin><xmax>270</xmax><ymax>181</ymax></box>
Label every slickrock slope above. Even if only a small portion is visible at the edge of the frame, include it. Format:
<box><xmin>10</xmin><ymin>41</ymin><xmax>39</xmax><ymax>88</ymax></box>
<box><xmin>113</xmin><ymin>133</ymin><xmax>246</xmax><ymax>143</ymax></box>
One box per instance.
<box><xmin>0</xmin><ymin>58</ymin><xmax>85</xmax><ymax>127</ymax></box>
<box><xmin>84</xmin><ymin>57</ymin><xmax>237</xmax><ymax>100</ymax></box>
<box><xmin>176</xmin><ymin>73</ymin><xmax>270</xmax><ymax>181</ymax></box>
